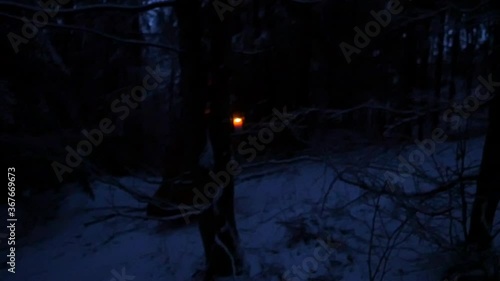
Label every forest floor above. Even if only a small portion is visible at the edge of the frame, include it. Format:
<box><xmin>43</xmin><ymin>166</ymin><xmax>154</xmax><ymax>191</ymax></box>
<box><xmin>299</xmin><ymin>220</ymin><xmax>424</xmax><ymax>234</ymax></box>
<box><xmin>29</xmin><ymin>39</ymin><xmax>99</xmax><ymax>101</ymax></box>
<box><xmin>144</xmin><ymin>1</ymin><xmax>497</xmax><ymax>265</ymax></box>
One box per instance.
<box><xmin>1</xmin><ymin>135</ymin><xmax>499</xmax><ymax>281</ymax></box>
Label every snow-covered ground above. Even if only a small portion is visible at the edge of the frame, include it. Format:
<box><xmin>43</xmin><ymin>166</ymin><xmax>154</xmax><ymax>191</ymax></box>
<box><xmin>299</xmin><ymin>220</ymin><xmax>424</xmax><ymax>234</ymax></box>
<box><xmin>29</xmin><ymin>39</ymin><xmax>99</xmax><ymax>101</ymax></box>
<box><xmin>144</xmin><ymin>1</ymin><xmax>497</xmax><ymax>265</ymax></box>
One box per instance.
<box><xmin>1</xmin><ymin>136</ymin><xmax>498</xmax><ymax>281</ymax></box>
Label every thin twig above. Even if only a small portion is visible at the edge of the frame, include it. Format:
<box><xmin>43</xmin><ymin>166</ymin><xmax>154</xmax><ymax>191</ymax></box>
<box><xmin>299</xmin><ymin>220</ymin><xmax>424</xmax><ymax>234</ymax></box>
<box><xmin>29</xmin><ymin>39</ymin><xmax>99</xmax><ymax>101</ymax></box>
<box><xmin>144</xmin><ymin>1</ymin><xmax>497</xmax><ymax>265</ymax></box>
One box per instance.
<box><xmin>0</xmin><ymin>1</ymin><xmax>177</xmax><ymax>14</ymax></box>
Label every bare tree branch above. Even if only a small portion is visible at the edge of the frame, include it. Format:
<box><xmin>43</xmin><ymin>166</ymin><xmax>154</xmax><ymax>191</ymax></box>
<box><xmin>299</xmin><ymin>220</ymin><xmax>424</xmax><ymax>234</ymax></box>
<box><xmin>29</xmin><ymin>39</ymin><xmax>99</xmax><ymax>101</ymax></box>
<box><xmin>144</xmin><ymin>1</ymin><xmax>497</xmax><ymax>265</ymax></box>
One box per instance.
<box><xmin>0</xmin><ymin>12</ymin><xmax>181</xmax><ymax>52</ymax></box>
<box><xmin>0</xmin><ymin>1</ymin><xmax>177</xmax><ymax>14</ymax></box>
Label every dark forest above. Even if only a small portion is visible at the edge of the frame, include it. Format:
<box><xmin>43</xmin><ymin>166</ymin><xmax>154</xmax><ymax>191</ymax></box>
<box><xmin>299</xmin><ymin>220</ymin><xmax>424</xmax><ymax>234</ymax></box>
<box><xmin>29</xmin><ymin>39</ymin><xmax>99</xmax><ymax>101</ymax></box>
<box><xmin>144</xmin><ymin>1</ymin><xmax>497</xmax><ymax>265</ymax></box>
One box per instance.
<box><xmin>0</xmin><ymin>0</ymin><xmax>499</xmax><ymax>280</ymax></box>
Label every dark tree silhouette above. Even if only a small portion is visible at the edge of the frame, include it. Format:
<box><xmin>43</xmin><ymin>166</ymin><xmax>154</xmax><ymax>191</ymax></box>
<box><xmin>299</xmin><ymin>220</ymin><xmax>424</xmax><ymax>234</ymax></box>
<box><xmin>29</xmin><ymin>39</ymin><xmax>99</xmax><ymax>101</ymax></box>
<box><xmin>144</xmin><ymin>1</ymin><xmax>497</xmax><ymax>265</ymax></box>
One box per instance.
<box><xmin>197</xmin><ymin>4</ymin><xmax>245</xmax><ymax>280</ymax></box>
<box><xmin>147</xmin><ymin>1</ymin><xmax>244</xmax><ymax>279</ymax></box>
<box><xmin>467</xmin><ymin>84</ymin><xmax>499</xmax><ymax>250</ymax></box>
<box><xmin>467</xmin><ymin>0</ymin><xmax>500</xmax><ymax>250</ymax></box>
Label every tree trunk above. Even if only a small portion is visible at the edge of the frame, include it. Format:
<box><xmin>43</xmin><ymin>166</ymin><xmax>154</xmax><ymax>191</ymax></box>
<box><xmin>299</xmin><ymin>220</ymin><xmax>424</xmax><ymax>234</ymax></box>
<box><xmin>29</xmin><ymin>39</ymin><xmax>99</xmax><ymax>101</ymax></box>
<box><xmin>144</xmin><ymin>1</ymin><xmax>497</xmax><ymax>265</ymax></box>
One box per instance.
<box><xmin>467</xmin><ymin>3</ymin><xmax>500</xmax><ymax>249</ymax></box>
<box><xmin>174</xmin><ymin>1</ymin><xmax>206</xmax><ymax>174</ymax></box>
<box><xmin>293</xmin><ymin>3</ymin><xmax>313</xmax><ymax>109</ymax></box>
<box><xmin>449</xmin><ymin>19</ymin><xmax>460</xmax><ymax>101</ymax></box>
<box><xmin>431</xmin><ymin>11</ymin><xmax>446</xmax><ymax>133</ymax></box>
<box><xmin>467</xmin><ymin>90</ymin><xmax>499</xmax><ymax>250</ymax></box>
<box><xmin>198</xmin><ymin>5</ymin><xmax>244</xmax><ymax>279</ymax></box>
<box><xmin>146</xmin><ymin>1</ymin><xmax>206</xmax><ymax>219</ymax></box>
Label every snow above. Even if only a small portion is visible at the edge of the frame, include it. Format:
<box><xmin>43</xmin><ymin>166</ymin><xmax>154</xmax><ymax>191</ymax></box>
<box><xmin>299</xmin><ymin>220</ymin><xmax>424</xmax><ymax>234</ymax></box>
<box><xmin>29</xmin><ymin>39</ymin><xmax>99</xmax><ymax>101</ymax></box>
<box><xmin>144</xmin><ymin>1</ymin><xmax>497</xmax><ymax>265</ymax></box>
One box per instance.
<box><xmin>2</xmin><ymin>136</ymin><xmax>498</xmax><ymax>281</ymax></box>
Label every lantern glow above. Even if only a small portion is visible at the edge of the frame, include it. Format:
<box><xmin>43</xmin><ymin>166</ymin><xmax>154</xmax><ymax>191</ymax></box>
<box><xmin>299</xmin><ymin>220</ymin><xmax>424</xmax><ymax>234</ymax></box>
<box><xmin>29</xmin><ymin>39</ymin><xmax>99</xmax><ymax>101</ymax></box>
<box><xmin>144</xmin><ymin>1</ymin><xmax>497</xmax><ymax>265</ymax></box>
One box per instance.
<box><xmin>233</xmin><ymin>116</ymin><xmax>243</xmax><ymax>129</ymax></box>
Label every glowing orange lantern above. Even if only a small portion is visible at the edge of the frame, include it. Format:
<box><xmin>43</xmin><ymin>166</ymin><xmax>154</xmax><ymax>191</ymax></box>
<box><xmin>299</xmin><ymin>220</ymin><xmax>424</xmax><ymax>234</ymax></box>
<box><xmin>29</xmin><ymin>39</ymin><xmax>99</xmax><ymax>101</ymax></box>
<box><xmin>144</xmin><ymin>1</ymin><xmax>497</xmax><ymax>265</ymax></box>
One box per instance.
<box><xmin>232</xmin><ymin>114</ymin><xmax>244</xmax><ymax>130</ymax></box>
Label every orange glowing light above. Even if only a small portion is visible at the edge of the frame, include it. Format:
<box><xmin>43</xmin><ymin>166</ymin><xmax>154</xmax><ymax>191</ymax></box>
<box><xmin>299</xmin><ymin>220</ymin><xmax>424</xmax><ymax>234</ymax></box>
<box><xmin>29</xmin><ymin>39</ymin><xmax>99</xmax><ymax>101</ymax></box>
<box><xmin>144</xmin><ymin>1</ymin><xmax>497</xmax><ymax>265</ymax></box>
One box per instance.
<box><xmin>233</xmin><ymin>116</ymin><xmax>243</xmax><ymax>129</ymax></box>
